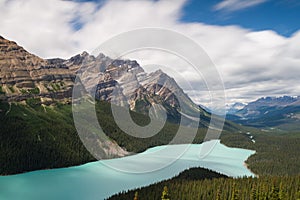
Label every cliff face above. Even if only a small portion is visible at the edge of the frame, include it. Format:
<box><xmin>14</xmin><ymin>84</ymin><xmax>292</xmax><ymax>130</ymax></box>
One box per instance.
<box><xmin>0</xmin><ymin>36</ymin><xmax>200</xmax><ymax>118</ymax></box>
<box><xmin>0</xmin><ymin>36</ymin><xmax>78</xmax><ymax>103</ymax></box>
<box><xmin>0</xmin><ymin>36</ymin><xmax>221</xmax><ymax>169</ymax></box>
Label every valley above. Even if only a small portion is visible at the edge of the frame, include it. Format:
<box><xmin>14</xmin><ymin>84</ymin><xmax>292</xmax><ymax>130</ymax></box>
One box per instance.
<box><xmin>0</xmin><ymin>140</ymin><xmax>255</xmax><ymax>200</ymax></box>
<box><xmin>0</xmin><ymin>35</ymin><xmax>300</xmax><ymax>200</ymax></box>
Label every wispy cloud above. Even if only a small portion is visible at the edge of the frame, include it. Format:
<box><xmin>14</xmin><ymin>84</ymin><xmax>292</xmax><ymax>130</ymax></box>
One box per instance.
<box><xmin>213</xmin><ymin>0</ymin><xmax>268</xmax><ymax>12</ymax></box>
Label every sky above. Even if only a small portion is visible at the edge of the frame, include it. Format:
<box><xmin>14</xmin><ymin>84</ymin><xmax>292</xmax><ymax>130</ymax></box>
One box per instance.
<box><xmin>0</xmin><ymin>0</ymin><xmax>300</xmax><ymax>110</ymax></box>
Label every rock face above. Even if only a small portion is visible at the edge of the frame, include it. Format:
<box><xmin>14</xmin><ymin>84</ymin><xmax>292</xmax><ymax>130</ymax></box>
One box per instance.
<box><xmin>0</xmin><ymin>36</ymin><xmax>201</xmax><ymax>119</ymax></box>
<box><xmin>0</xmin><ymin>36</ymin><xmax>207</xmax><ymax>157</ymax></box>
<box><xmin>0</xmin><ymin>36</ymin><xmax>79</xmax><ymax>103</ymax></box>
<box><xmin>78</xmin><ymin>57</ymin><xmax>201</xmax><ymax>120</ymax></box>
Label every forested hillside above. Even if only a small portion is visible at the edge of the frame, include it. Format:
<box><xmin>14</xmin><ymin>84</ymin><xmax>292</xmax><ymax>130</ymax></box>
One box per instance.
<box><xmin>108</xmin><ymin>168</ymin><xmax>300</xmax><ymax>200</ymax></box>
<box><xmin>0</xmin><ymin>100</ymin><xmax>235</xmax><ymax>175</ymax></box>
<box><xmin>222</xmin><ymin>132</ymin><xmax>300</xmax><ymax>176</ymax></box>
<box><xmin>2</xmin><ymin>98</ymin><xmax>300</xmax><ymax>177</ymax></box>
<box><xmin>0</xmin><ymin>101</ymin><xmax>94</xmax><ymax>174</ymax></box>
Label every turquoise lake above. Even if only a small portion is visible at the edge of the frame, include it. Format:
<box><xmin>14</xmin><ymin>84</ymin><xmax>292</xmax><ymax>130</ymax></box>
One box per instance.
<box><xmin>0</xmin><ymin>140</ymin><xmax>255</xmax><ymax>200</ymax></box>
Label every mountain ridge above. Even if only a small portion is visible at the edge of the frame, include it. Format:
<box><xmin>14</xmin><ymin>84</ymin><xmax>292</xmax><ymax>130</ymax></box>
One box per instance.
<box><xmin>227</xmin><ymin>96</ymin><xmax>300</xmax><ymax>131</ymax></box>
<box><xmin>0</xmin><ymin>35</ymin><xmax>244</xmax><ymax>175</ymax></box>
<box><xmin>0</xmin><ymin>35</ymin><xmax>201</xmax><ymax>119</ymax></box>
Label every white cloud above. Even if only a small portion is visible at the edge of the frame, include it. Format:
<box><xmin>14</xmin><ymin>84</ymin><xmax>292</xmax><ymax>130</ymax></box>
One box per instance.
<box><xmin>0</xmin><ymin>0</ymin><xmax>299</xmax><ymax>109</ymax></box>
<box><xmin>213</xmin><ymin>0</ymin><xmax>268</xmax><ymax>12</ymax></box>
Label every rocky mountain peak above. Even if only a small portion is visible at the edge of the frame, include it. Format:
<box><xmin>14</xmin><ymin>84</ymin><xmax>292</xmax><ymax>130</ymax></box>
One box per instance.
<box><xmin>0</xmin><ymin>36</ymin><xmax>76</xmax><ymax>103</ymax></box>
<box><xmin>249</xmin><ymin>96</ymin><xmax>299</xmax><ymax>108</ymax></box>
<box><xmin>0</xmin><ymin>36</ymin><xmax>202</xmax><ymax>120</ymax></box>
<box><xmin>81</xmin><ymin>51</ymin><xmax>89</xmax><ymax>57</ymax></box>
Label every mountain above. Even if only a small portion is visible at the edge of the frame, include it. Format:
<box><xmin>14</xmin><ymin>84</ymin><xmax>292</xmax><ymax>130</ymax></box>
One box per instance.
<box><xmin>0</xmin><ymin>35</ymin><xmax>228</xmax><ymax>129</ymax></box>
<box><xmin>226</xmin><ymin>102</ymin><xmax>246</xmax><ymax>115</ymax></box>
<box><xmin>0</xmin><ymin>35</ymin><xmax>79</xmax><ymax>102</ymax></box>
<box><xmin>234</xmin><ymin>96</ymin><xmax>299</xmax><ymax>118</ymax></box>
<box><xmin>227</xmin><ymin>96</ymin><xmax>300</xmax><ymax>131</ymax></box>
<box><xmin>0</xmin><ymin>35</ymin><xmax>200</xmax><ymax>119</ymax></box>
<box><xmin>0</xmin><ymin>36</ymin><xmax>243</xmax><ymax>174</ymax></box>
<box><xmin>78</xmin><ymin>54</ymin><xmax>203</xmax><ymax>123</ymax></box>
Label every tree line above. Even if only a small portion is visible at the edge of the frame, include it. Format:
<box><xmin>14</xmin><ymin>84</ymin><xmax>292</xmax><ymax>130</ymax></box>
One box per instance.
<box><xmin>108</xmin><ymin>168</ymin><xmax>300</xmax><ymax>200</ymax></box>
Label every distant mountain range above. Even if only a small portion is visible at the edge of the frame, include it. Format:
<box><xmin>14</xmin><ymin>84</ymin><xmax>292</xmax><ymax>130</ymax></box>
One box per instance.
<box><xmin>227</xmin><ymin>96</ymin><xmax>300</xmax><ymax>131</ymax></box>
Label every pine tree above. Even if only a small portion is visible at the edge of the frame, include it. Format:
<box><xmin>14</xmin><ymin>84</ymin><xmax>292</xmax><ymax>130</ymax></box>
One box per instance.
<box><xmin>279</xmin><ymin>181</ymin><xmax>286</xmax><ymax>200</ymax></box>
<box><xmin>161</xmin><ymin>186</ymin><xmax>171</xmax><ymax>200</ymax></box>
<box><xmin>133</xmin><ymin>191</ymin><xmax>138</xmax><ymax>200</ymax></box>
<box><xmin>250</xmin><ymin>183</ymin><xmax>257</xmax><ymax>200</ymax></box>
<box><xmin>296</xmin><ymin>187</ymin><xmax>300</xmax><ymax>200</ymax></box>
<box><xmin>269</xmin><ymin>183</ymin><xmax>280</xmax><ymax>200</ymax></box>
<box><xmin>231</xmin><ymin>183</ymin><xmax>239</xmax><ymax>200</ymax></box>
<box><xmin>215</xmin><ymin>186</ymin><xmax>221</xmax><ymax>200</ymax></box>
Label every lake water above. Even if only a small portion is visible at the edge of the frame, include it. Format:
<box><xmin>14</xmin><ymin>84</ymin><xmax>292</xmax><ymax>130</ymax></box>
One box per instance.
<box><xmin>0</xmin><ymin>140</ymin><xmax>255</xmax><ymax>200</ymax></box>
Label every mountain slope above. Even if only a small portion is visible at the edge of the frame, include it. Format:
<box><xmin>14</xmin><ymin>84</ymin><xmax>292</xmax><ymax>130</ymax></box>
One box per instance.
<box><xmin>1</xmin><ymin>99</ymin><xmax>222</xmax><ymax>175</ymax></box>
<box><xmin>0</xmin><ymin>35</ymin><xmax>232</xmax><ymax>131</ymax></box>
<box><xmin>226</xmin><ymin>102</ymin><xmax>246</xmax><ymax>115</ymax></box>
<box><xmin>0</xmin><ymin>35</ymin><xmax>203</xmax><ymax>122</ymax></box>
<box><xmin>0</xmin><ymin>36</ymin><xmax>78</xmax><ymax>103</ymax></box>
<box><xmin>0</xmin><ymin>36</ymin><xmax>246</xmax><ymax>174</ymax></box>
<box><xmin>227</xmin><ymin>96</ymin><xmax>300</xmax><ymax>131</ymax></box>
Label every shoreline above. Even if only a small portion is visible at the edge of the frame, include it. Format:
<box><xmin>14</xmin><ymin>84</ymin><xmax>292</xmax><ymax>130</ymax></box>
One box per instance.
<box><xmin>243</xmin><ymin>162</ymin><xmax>259</xmax><ymax>178</ymax></box>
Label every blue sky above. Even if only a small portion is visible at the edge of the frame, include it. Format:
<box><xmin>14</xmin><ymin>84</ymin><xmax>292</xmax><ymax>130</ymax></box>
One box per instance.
<box><xmin>181</xmin><ymin>0</ymin><xmax>300</xmax><ymax>37</ymax></box>
<box><xmin>70</xmin><ymin>0</ymin><xmax>300</xmax><ymax>37</ymax></box>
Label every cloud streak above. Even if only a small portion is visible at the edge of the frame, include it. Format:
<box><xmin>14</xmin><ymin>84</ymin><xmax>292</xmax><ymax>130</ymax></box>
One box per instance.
<box><xmin>213</xmin><ymin>0</ymin><xmax>268</xmax><ymax>12</ymax></box>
